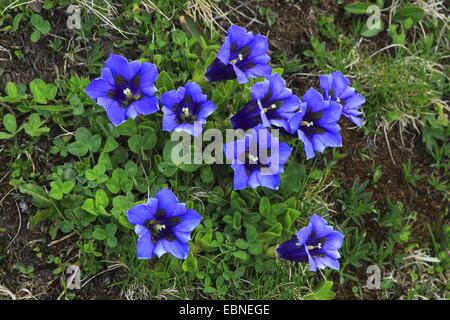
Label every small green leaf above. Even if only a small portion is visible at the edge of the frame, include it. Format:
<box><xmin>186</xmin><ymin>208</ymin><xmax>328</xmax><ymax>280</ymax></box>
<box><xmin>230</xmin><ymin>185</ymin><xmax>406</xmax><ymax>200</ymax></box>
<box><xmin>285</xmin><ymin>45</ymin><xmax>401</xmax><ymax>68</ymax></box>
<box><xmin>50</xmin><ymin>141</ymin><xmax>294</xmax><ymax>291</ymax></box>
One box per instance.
<box><xmin>259</xmin><ymin>197</ymin><xmax>271</xmax><ymax>217</ymax></box>
<box><xmin>92</xmin><ymin>227</ymin><xmax>107</xmax><ymax>240</ymax></box>
<box><xmin>3</xmin><ymin>114</ymin><xmax>17</xmax><ymax>133</ymax></box>
<box><xmin>344</xmin><ymin>2</ymin><xmax>371</xmax><ymax>14</ymax></box>
<box><xmin>95</xmin><ymin>189</ymin><xmax>109</xmax><ymax>209</ymax></box>
<box><xmin>19</xmin><ymin>183</ymin><xmax>52</xmax><ymax>208</ymax></box>
<box><xmin>304</xmin><ymin>281</ymin><xmax>336</xmax><ymax>300</ymax></box>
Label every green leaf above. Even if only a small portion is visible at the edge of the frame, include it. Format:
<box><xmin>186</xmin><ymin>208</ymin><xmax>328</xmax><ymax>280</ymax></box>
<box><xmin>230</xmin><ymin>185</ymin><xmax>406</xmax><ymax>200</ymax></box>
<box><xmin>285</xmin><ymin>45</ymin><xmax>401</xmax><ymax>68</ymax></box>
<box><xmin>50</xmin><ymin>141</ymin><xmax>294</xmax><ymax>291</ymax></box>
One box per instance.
<box><xmin>92</xmin><ymin>227</ymin><xmax>107</xmax><ymax>240</ymax></box>
<box><xmin>304</xmin><ymin>281</ymin><xmax>336</xmax><ymax>300</ymax></box>
<box><xmin>3</xmin><ymin>114</ymin><xmax>17</xmax><ymax>133</ymax></box>
<box><xmin>233</xmin><ymin>250</ymin><xmax>248</xmax><ymax>262</ymax></box>
<box><xmin>344</xmin><ymin>2</ymin><xmax>371</xmax><ymax>14</ymax></box>
<box><xmin>200</xmin><ymin>166</ymin><xmax>214</xmax><ymax>184</ymax></box>
<box><xmin>259</xmin><ymin>197</ymin><xmax>271</xmax><ymax>217</ymax></box>
<box><xmin>106</xmin><ymin>235</ymin><xmax>117</xmax><ymax>248</ymax></box>
<box><xmin>30</xmin><ymin>208</ymin><xmax>56</xmax><ymax>228</ymax></box>
<box><xmin>19</xmin><ymin>183</ymin><xmax>52</xmax><ymax>208</ymax></box>
<box><xmin>158</xmin><ymin>161</ymin><xmax>178</xmax><ymax>177</ymax></box>
<box><xmin>182</xmin><ymin>256</ymin><xmax>198</xmax><ymax>272</ymax></box>
<box><xmin>29</xmin><ymin>79</ymin><xmax>57</xmax><ymax>104</ymax></box>
<box><xmin>31</xmin><ymin>29</ymin><xmax>41</xmax><ymax>42</ymax></box>
<box><xmin>68</xmin><ymin>141</ymin><xmax>89</xmax><ymax>157</ymax></box>
<box><xmin>155</xmin><ymin>70</ymin><xmax>174</xmax><ymax>93</ymax></box>
<box><xmin>103</xmin><ymin>136</ymin><xmax>119</xmax><ymax>153</ymax></box>
<box><xmin>361</xmin><ymin>20</ymin><xmax>384</xmax><ymax>37</ymax></box>
<box><xmin>105</xmin><ymin>223</ymin><xmax>117</xmax><ymax>236</ymax></box>
<box><xmin>23</xmin><ymin>114</ymin><xmax>49</xmax><ymax>137</ymax></box>
<box><xmin>30</xmin><ymin>14</ymin><xmax>51</xmax><ymax>34</ymax></box>
<box><xmin>95</xmin><ymin>189</ymin><xmax>109</xmax><ymax>209</ymax></box>
<box><xmin>394</xmin><ymin>6</ymin><xmax>425</xmax><ymax>24</ymax></box>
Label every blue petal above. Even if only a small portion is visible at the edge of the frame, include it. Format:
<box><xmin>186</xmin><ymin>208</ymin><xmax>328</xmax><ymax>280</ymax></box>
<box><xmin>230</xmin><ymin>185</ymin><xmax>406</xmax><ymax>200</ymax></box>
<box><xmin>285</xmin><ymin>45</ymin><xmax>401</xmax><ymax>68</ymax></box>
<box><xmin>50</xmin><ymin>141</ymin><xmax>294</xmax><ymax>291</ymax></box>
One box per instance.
<box><xmin>205</xmin><ymin>58</ymin><xmax>236</xmax><ymax>82</ymax></box>
<box><xmin>98</xmin><ymin>98</ymin><xmax>128</xmax><ymax>126</ymax></box>
<box><xmin>317</xmin><ymin>101</ymin><xmax>342</xmax><ymax>124</ymax></box>
<box><xmin>162</xmin><ymin>111</ymin><xmax>178</xmax><ymax>132</ymax></box>
<box><xmin>302</xmin><ymin>88</ymin><xmax>328</xmax><ymax>112</ymax></box>
<box><xmin>128</xmin><ymin>199</ymin><xmax>157</xmax><ymax>225</ymax></box>
<box><xmin>331</xmin><ymin>71</ymin><xmax>349</xmax><ymax>96</ymax></box>
<box><xmin>295</xmin><ymin>223</ymin><xmax>313</xmax><ymax>245</ymax></box>
<box><xmin>100</xmin><ymin>68</ymin><xmax>115</xmax><ymax>86</ymax></box>
<box><xmin>161</xmin><ymin>88</ymin><xmax>185</xmax><ymax>110</ymax></box>
<box><xmin>319</xmin><ymin>74</ymin><xmax>332</xmax><ymax>93</ymax></box>
<box><xmin>126</xmin><ymin>96</ymin><xmax>159</xmax><ymax>119</ymax></box>
<box><xmin>227</xmin><ymin>25</ymin><xmax>253</xmax><ymax>49</ymax></box>
<box><xmin>315</xmin><ymin>255</ymin><xmax>340</xmax><ymax>270</ymax></box>
<box><xmin>297</xmin><ymin>129</ymin><xmax>316</xmax><ymax>159</ymax></box>
<box><xmin>105</xmin><ymin>54</ymin><xmax>141</xmax><ymax>81</ymax></box>
<box><xmin>310</xmin><ymin>214</ymin><xmax>334</xmax><ymax>238</ymax></box>
<box><xmin>174</xmin><ymin>209</ymin><xmax>202</xmax><ymax>232</ymax></box>
<box><xmin>161</xmin><ymin>239</ymin><xmax>189</xmax><ymax>259</ymax></box>
<box><xmin>153</xmin><ymin>241</ymin><xmax>166</xmax><ymax>258</ymax></box>
<box><xmin>138</xmin><ymin>62</ymin><xmax>158</xmax><ymax>96</ymax></box>
<box><xmin>156</xmin><ymin>188</ymin><xmax>178</xmax><ymax>212</ymax></box>
<box><xmin>315</xmin><ymin>130</ymin><xmax>342</xmax><ymax>148</ymax></box>
<box><xmin>324</xmin><ymin>231</ymin><xmax>344</xmax><ymax>250</ymax></box>
<box><xmin>198</xmin><ymin>100</ymin><xmax>216</xmax><ymax>120</ymax></box>
<box><xmin>276</xmin><ymin>238</ymin><xmax>309</xmax><ymax>262</ymax></box>
<box><xmin>247</xmin><ymin>34</ymin><xmax>269</xmax><ymax>58</ymax></box>
<box><xmin>258</xmin><ymin>173</ymin><xmax>281</xmax><ymax>190</ymax></box>
<box><xmin>251</xmin><ymin>81</ymin><xmax>270</xmax><ymax>101</ymax></box>
<box><xmin>247</xmin><ymin>170</ymin><xmax>260</xmax><ymax>189</ymax></box>
<box><xmin>136</xmin><ymin>228</ymin><xmax>155</xmax><ymax>259</ymax></box>
<box><xmin>85</xmin><ymin>79</ymin><xmax>112</xmax><ymax>100</ymax></box>
<box><xmin>233</xmin><ymin>64</ymin><xmax>249</xmax><ymax>84</ymax></box>
<box><xmin>230</xmin><ymin>101</ymin><xmax>262</xmax><ymax>130</ymax></box>
<box><xmin>244</xmin><ymin>63</ymin><xmax>272</xmax><ymax>79</ymax></box>
<box><xmin>173</xmin><ymin>230</ymin><xmax>191</xmax><ymax>243</ymax></box>
<box><xmin>268</xmin><ymin>73</ymin><xmax>289</xmax><ymax>100</ymax></box>
<box><xmin>216</xmin><ymin>36</ymin><xmax>231</xmax><ymax>64</ymax></box>
<box><xmin>233</xmin><ymin>164</ymin><xmax>249</xmax><ymax>190</ymax></box>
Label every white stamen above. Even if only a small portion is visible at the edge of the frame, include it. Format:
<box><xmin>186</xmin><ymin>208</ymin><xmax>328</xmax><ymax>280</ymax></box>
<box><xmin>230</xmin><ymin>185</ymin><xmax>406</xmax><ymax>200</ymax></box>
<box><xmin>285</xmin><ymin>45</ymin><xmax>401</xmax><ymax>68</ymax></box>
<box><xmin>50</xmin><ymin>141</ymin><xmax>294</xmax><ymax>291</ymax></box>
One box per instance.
<box><xmin>270</xmin><ymin>103</ymin><xmax>277</xmax><ymax>109</ymax></box>
<box><xmin>248</xmin><ymin>154</ymin><xmax>259</xmax><ymax>162</ymax></box>
<box><xmin>123</xmin><ymin>88</ymin><xmax>132</xmax><ymax>97</ymax></box>
<box><xmin>238</xmin><ymin>53</ymin><xmax>244</xmax><ymax>61</ymax></box>
<box><xmin>302</xmin><ymin>121</ymin><xmax>314</xmax><ymax>128</ymax></box>
<box><xmin>154</xmin><ymin>224</ymin><xmax>166</xmax><ymax>231</ymax></box>
<box><xmin>182</xmin><ymin>107</ymin><xmax>190</xmax><ymax>118</ymax></box>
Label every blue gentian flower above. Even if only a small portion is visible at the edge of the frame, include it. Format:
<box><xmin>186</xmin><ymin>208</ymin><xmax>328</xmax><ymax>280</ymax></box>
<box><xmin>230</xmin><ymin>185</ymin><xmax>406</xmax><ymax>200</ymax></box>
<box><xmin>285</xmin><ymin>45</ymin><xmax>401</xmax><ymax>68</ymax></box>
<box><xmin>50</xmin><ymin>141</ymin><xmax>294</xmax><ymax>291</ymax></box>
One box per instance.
<box><xmin>276</xmin><ymin>214</ymin><xmax>344</xmax><ymax>271</ymax></box>
<box><xmin>297</xmin><ymin>88</ymin><xmax>343</xmax><ymax>160</ymax></box>
<box><xmin>127</xmin><ymin>188</ymin><xmax>202</xmax><ymax>260</ymax></box>
<box><xmin>230</xmin><ymin>73</ymin><xmax>304</xmax><ymax>134</ymax></box>
<box><xmin>161</xmin><ymin>82</ymin><xmax>216</xmax><ymax>137</ymax></box>
<box><xmin>224</xmin><ymin>125</ymin><xmax>291</xmax><ymax>190</ymax></box>
<box><xmin>205</xmin><ymin>25</ymin><xmax>272</xmax><ymax>84</ymax></box>
<box><xmin>85</xmin><ymin>54</ymin><xmax>159</xmax><ymax>126</ymax></box>
<box><xmin>320</xmin><ymin>71</ymin><xmax>365</xmax><ymax>127</ymax></box>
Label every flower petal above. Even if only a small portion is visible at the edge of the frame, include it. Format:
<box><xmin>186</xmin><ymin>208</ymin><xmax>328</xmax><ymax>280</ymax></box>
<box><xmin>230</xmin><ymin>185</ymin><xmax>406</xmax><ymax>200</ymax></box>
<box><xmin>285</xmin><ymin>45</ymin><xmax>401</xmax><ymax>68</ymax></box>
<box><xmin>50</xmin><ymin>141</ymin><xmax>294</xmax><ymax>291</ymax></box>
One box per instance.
<box><xmin>126</xmin><ymin>96</ymin><xmax>159</xmax><ymax>119</ymax></box>
<box><xmin>136</xmin><ymin>229</ymin><xmax>155</xmax><ymax>259</ymax></box>
<box><xmin>161</xmin><ymin>239</ymin><xmax>189</xmax><ymax>259</ymax></box>
<box><xmin>156</xmin><ymin>188</ymin><xmax>178</xmax><ymax>212</ymax></box>
<box><xmin>174</xmin><ymin>209</ymin><xmax>202</xmax><ymax>232</ymax></box>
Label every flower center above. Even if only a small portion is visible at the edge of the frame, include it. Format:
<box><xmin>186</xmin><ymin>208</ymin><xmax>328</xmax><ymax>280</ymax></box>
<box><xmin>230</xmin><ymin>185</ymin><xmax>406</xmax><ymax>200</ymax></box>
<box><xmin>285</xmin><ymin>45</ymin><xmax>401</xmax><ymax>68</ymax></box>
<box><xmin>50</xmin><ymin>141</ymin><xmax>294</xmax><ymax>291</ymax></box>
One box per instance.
<box><xmin>123</xmin><ymin>87</ymin><xmax>133</xmax><ymax>98</ymax></box>
<box><xmin>153</xmin><ymin>224</ymin><xmax>166</xmax><ymax>232</ymax></box>
<box><xmin>182</xmin><ymin>107</ymin><xmax>191</xmax><ymax>119</ymax></box>
<box><xmin>301</xmin><ymin>121</ymin><xmax>314</xmax><ymax>127</ymax></box>
<box><xmin>307</xmin><ymin>243</ymin><xmax>322</xmax><ymax>250</ymax></box>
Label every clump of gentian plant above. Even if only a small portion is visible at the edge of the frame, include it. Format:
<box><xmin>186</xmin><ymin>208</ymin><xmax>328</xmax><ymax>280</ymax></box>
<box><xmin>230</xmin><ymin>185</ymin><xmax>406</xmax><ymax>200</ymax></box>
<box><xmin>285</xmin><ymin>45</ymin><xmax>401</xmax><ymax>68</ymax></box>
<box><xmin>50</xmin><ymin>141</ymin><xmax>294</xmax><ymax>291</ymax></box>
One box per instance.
<box><xmin>161</xmin><ymin>82</ymin><xmax>217</xmax><ymax>137</ymax></box>
<box><xmin>84</xmin><ymin>24</ymin><xmax>361</xmax><ymax>272</ymax></box>
<box><xmin>276</xmin><ymin>214</ymin><xmax>344</xmax><ymax>271</ymax></box>
<box><xmin>86</xmin><ymin>54</ymin><xmax>159</xmax><ymax>126</ymax></box>
<box><xmin>128</xmin><ymin>188</ymin><xmax>202</xmax><ymax>259</ymax></box>
<box><xmin>205</xmin><ymin>25</ymin><xmax>272</xmax><ymax>84</ymax></box>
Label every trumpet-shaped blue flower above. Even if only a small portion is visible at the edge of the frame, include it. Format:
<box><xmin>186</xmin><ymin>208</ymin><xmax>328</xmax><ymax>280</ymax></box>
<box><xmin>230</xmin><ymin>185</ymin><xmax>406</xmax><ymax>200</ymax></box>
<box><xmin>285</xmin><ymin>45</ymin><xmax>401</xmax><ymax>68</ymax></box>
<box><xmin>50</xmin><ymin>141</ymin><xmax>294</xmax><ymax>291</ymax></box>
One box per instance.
<box><xmin>224</xmin><ymin>125</ymin><xmax>291</xmax><ymax>190</ymax></box>
<box><xmin>320</xmin><ymin>71</ymin><xmax>365</xmax><ymax>127</ymax></box>
<box><xmin>85</xmin><ymin>54</ymin><xmax>159</xmax><ymax>126</ymax></box>
<box><xmin>161</xmin><ymin>82</ymin><xmax>216</xmax><ymax>137</ymax></box>
<box><xmin>230</xmin><ymin>73</ymin><xmax>304</xmax><ymax>134</ymax></box>
<box><xmin>205</xmin><ymin>25</ymin><xmax>272</xmax><ymax>84</ymax></box>
<box><xmin>128</xmin><ymin>188</ymin><xmax>202</xmax><ymax>260</ymax></box>
<box><xmin>276</xmin><ymin>214</ymin><xmax>344</xmax><ymax>271</ymax></box>
<box><xmin>297</xmin><ymin>88</ymin><xmax>343</xmax><ymax>159</ymax></box>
